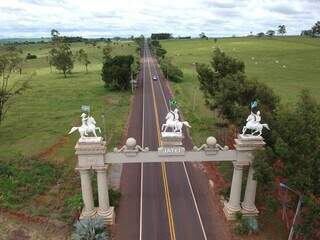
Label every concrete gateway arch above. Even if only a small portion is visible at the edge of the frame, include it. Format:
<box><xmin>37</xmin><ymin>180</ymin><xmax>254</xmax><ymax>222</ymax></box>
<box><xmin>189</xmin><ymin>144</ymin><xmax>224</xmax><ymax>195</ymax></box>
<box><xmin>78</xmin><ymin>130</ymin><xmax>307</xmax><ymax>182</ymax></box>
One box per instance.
<box><xmin>74</xmin><ymin>131</ymin><xmax>265</xmax><ymax>224</ymax></box>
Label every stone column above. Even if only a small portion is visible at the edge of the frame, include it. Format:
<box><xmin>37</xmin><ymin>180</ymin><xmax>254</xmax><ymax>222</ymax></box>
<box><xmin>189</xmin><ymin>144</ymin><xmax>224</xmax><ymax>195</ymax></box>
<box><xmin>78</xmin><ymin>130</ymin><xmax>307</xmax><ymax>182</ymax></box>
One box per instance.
<box><xmin>223</xmin><ymin>163</ymin><xmax>244</xmax><ymax>220</ymax></box>
<box><xmin>95</xmin><ymin>166</ymin><xmax>115</xmax><ymax>224</ymax></box>
<box><xmin>242</xmin><ymin>165</ymin><xmax>259</xmax><ymax>216</ymax></box>
<box><xmin>78</xmin><ymin>168</ymin><xmax>96</xmax><ymax>218</ymax></box>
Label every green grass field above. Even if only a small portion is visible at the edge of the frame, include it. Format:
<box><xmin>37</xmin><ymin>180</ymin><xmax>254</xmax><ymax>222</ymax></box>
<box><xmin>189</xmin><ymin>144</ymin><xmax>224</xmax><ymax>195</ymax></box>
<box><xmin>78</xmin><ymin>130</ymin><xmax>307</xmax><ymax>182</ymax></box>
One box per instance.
<box><xmin>0</xmin><ymin>41</ymin><xmax>137</xmax><ymax>223</ymax></box>
<box><xmin>161</xmin><ymin>36</ymin><xmax>320</xmax><ymax>145</ymax></box>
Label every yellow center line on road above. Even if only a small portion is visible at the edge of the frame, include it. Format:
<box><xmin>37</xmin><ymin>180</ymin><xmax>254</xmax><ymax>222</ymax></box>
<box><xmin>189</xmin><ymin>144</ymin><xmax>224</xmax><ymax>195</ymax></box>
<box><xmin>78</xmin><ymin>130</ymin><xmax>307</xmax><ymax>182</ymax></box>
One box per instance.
<box><xmin>146</xmin><ymin>52</ymin><xmax>176</xmax><ymax>240</ymax></box>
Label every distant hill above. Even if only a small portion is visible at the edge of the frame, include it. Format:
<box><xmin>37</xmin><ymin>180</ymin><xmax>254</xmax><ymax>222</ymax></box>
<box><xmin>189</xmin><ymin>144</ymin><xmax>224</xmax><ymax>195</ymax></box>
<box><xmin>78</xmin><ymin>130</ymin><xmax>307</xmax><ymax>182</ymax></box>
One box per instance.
<box><xmin>0</xmin><ymin>38</ymin><xmax>51</xmax><ymax>44</ymax></box>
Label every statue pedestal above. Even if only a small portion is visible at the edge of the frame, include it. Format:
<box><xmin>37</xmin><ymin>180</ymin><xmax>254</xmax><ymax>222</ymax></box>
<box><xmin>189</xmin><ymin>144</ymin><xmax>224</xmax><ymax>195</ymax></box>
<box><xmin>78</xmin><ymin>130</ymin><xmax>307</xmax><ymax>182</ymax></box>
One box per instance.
<box><xmin>234</xmin><ymin>134</ymin><xmax>265</xmax><ymax>151</ymax></box>
<box><xmin>75</xmin><ymin>137</ymin><xmax>106</xmax><ymax>168</ymax></box>
<box><xmin>234</xmin><ymin>134</ymin><xmax>266</xmax><ymax>164</ymax></box>
<box><xmin>158</xmin><ymin>132</ymin><xmax>185</xmax><ymax>156</ymax></box>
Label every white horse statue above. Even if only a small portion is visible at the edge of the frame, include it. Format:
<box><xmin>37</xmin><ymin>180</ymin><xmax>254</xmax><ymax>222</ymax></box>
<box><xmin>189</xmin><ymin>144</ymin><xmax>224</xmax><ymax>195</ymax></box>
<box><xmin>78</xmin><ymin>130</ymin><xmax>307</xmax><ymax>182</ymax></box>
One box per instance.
<box><xmin>68</xmin><ymin>113</ymin><xmax>101</xmax><ymax>138</ymax></box>
<box><xmin>242</xmin><ymin>111</ymin><xmax>270</xmax><ymax>136</ymax></box>
<box><xmin>161</xmin><ymin>109</ymin><xmax>191</xmax><ymax>133</ymax></box>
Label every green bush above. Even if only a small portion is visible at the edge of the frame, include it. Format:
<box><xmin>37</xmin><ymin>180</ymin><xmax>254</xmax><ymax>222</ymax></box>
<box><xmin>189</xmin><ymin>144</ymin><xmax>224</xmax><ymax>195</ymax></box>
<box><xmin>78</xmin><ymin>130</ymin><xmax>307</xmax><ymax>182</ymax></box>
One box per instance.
<box><xmin>219</xmin><ymin>186</ymin><xmax>230</xmax><ymax>200</ymax></box>
<box><xmin>234</xmin><ymin>214</ymin><xmax>259</xmax><ymax>235</ymax></box>
<box><xmin>160</xmin><ymin>58</ymin><xmax>183</xmax><ymax>83</ymax></box>
<box><xmin>73</xmin><ymin>217</ymin><xmax>109</xmax><ymax>240</ymax></box>
<box><xmin>109</xmin><ymin>188</ymin><xmax>121</xmax><ymax>208</ymax></box>
<box><xmin>65</xmin><ymin>193</ymin><xmax>83</xmax><ymax>212</ymax></box>
<box><xmin>26</xmin><ymin>53</ymin><xmax>37</xmax><ymax>59</ymax></box>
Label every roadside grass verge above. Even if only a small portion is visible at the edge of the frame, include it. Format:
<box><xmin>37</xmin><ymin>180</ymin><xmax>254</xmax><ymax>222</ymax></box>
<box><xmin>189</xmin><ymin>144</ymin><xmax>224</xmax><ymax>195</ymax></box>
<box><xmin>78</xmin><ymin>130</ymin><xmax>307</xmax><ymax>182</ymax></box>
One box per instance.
<box><xmin>0</xmin><ymin>40</ymin><xmax>137</xmax><ymax>223</ymax></box>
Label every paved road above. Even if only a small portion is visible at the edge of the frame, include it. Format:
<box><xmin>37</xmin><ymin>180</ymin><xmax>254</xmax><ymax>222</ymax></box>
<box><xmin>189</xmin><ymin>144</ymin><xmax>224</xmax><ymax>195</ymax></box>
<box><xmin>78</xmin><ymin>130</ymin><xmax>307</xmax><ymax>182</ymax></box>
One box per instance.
<box><xmin>115</xmin><ymin>42</ymin><xmax>231</xmax><ymax>240</ymax></box>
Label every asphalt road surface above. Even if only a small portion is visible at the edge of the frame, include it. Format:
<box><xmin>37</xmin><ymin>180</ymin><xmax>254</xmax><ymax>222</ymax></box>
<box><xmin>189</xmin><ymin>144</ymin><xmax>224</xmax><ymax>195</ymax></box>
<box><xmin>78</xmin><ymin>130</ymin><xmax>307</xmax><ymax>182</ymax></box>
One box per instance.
<box><xmin>115</xmin><ymin>42</ymin><xmax>231</xmax><ymax>240</ymax></box>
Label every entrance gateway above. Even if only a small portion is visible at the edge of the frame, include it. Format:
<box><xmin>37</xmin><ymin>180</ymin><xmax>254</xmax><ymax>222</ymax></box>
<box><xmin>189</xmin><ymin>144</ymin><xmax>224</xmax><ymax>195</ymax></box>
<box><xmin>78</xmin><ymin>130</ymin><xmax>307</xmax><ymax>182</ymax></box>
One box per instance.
<box><xmin>70</xmin><ymin>107</ymin><xmax>268</xmax><ymax>225</ymax></box>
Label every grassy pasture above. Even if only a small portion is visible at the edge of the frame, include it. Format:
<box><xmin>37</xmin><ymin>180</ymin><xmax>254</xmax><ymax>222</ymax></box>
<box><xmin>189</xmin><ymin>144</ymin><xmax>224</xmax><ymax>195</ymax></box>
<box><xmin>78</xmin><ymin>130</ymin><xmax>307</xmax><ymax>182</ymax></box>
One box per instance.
<box><xmin>162</xmin><ymin>37</ymin><xmax>320</xmax><ymax>103</ymax></box>
<box><xmin>161</xmin><ymin>37</ymin><xmax>320</xmax><ymax>145</ymax></box>
<box><xmin>0</xmin><ymin>41</ymin><xmax>136</xmax><ymax>223</ymax></box>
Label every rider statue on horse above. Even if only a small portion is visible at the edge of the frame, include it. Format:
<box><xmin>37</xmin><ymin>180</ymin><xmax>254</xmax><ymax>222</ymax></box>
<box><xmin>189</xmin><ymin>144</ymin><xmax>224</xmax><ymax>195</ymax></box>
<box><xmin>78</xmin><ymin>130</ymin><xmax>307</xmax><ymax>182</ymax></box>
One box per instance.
<box><xmin>161</xmin><ymin>99</ymin><xmax>191</xmax><ymax>133</ymax></box>
<box><xmin>241</xmin><ymin>101</ymin><xmax>270</xmax><ymax>136</ymax></box>
<box><xmin>68</xmin><ymin>112</ymin><xmax>101</xmax><ymax>138</ymax></box>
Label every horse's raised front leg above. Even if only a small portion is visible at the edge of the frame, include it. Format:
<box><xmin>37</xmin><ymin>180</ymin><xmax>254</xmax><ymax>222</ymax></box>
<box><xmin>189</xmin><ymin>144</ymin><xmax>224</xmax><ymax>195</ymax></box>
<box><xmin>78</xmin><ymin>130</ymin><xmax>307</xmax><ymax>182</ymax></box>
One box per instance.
<box><xmin>252</xmin><ymin>130</ymin><xmax>261</xmax><ymax>136</ymax></box>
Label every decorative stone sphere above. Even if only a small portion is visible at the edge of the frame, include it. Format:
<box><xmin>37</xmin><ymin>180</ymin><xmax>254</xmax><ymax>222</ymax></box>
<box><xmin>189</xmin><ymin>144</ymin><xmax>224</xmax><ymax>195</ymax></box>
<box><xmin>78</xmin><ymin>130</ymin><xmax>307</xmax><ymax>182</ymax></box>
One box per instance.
<box><xmin>126</xmin><ymin>137</ymin><xmax>136</xmax><ymax>147</ymax></box>
<box><xmin>206</xmin><ymin>136</ymin><xmax>217</xmax><ymax>146</ymax></box>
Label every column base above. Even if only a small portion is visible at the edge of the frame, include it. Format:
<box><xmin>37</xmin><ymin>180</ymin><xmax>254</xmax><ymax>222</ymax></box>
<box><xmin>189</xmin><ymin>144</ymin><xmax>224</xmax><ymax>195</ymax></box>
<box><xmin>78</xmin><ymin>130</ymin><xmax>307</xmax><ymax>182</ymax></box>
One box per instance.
<box><xmin>241</xmin><ymin>203</ymin><xmax>259</xmax><ymax>217</ymax></box>
<box><xmin>79</xmin><ymin>208</ymin><xmax>96</xmax><ymax>219</ymax></box>
<box><xmin>97</xmin><ymin>207</ymin><xmax>115</xmax><ymax>225</ymax></box>
<box><xmin>223</xmin><ymin>201</ymin><xmax>241</xmax><ymax>220</ymax></box>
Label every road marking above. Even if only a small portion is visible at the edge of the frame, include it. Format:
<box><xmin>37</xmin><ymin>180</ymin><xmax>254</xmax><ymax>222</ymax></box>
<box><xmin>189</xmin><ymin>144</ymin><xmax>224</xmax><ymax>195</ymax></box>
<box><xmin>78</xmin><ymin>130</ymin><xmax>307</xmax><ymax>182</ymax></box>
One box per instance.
<box><xmin>146</xmin><ymin>48</ymin><xmax>176</xmax><ymax>240</ymax></box>
<box><xmin>149</xmin><ymin>49</ymin><xmax>208</xmax><ymax>240</ymax></box>
<box><xmin>139</xmin><ymin>45</ymin><xmax>146</xmax><ymax>240</ymax></box>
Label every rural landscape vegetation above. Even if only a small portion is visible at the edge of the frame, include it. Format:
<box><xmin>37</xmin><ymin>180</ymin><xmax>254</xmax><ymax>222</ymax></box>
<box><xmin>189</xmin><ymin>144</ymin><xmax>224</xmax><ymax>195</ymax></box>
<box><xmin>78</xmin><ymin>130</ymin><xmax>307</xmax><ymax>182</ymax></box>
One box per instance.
<box><xmin>0</xmin><ymin>1</ymin><xmax>320</xmax><ymax>239</ymax></box>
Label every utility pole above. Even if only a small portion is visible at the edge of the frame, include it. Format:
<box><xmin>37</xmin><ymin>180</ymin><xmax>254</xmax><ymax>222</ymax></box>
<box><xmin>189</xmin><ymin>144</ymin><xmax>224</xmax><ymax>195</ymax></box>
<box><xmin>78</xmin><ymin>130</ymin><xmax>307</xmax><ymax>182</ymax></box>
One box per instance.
<box><xmin>101</xmin><ymin>111</ymin><xmax>107</xmax><ymax>141</ymax></box>
<box><xmin>280</xmin><ymin>182</ymin><xmax>303</xmax><ymax>240</ymax></box>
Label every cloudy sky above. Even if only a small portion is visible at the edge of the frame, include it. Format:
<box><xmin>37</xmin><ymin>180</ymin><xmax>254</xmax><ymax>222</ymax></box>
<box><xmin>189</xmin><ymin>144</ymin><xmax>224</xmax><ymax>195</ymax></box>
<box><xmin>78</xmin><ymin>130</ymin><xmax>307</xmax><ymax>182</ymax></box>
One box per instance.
<box><xmin>0</xmin><ymin>0</ymin><xmax>319</xmax><ymax>38</ymax></box>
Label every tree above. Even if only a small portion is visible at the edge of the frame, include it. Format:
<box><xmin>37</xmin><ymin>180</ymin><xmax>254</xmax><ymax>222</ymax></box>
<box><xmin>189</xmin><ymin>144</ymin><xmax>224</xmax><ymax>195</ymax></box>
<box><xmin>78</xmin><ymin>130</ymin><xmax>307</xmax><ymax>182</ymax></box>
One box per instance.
<box><xmin>301</xmin><ymin>30</ymin><xmax>313</xmax><ymax>37</ymax></box>
<box><xmin>199</xmin><ymin>32</ymin><xmax>208</xmax><ymax>39</ymax></box>
<box><xmin>102</xmin><ymin>46</ymin><xmax>112</xmax><ymax>59</ymax></box>
<box><xmin>149</xmin><ymin>40</ymin><xmax>167</xmax><ymax>59</ymax></box>
<box><xmin>51</xmin><ymin>29</ymin><xmax>60</xmax><ymax>47</ymax></box>
<box><xmin>73</xmin><ymin>217</ymin><xmax>109</xmax><ymax>240</ymax></box>
<box><xmin>266</xmin><ymin>30</ymin><xmax>275</xmax><ymax>37</ymax></box>
<box><xmin>49</xmin><ymin>43</ymin><xmax>74</xmax><ymax>78</ymax></box>
<box><xmin>257</xmin><ymin>32</ymin><xmax>265</xmax><ymax>37</ymax></box>
<box><xmin>151</xmin><ymin>33</ymin><xmax>172</xmax><ymax>40</ymax></box>
<box><xmin>155</xmin><ymin>47</ymin><xmax>167</xmax><ymax>59</ymax></box>
<box><xmin>311</xmin><ymin>21</ymin><xmax>320</xmax><ymax>36</ymax></box>
<box><xmin>0</xmin><ymin>49</ymin><xmax>30</xmax><ymax>123</ymax></box>
<box><xmin>76</xmin><ymin>49</ymin><xmax>90</xmax><ymax>73</ymax></box>
<box><xmin>197</xmin><ymin>47</ymin><xmax>279</xmax><ymax>127</ymax></box>
<box><xmin>101</xmin><ymin>55</ymin><xmax>134</xmax><ymax>90</ymax></box>
<box><xmin>253</xmin><ymin>90</ymin><xmax>320</xmax><ymax>238</ymax></box>
<box><xmin>160</xmin><ymin>58</ymin><xmax>183</xmax><ymax>82</ymax></box>
<box><xmin>278</xmin><ymin>25</ymin><xmax>286</xmax><ymax>36</ymax></box>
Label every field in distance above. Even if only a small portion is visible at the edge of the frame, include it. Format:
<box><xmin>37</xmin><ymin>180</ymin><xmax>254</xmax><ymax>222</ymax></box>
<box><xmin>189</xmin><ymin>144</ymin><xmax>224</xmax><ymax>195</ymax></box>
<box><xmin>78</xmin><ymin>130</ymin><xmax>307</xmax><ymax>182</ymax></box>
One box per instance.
<box><xmin>161</xmin><ymin>36</ymin><xmax>320</xmax><ymax>104</ymax></box>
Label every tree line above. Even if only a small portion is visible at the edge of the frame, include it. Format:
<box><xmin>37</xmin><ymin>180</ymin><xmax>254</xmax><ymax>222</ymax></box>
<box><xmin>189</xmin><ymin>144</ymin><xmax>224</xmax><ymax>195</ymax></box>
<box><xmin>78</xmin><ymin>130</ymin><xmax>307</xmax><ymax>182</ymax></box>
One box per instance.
<box><xmin>197</xmin><ymin>48</ymin><xmax>320</xmax><ymax>238</ymax></box>
<box><xmin>301</xmin><ymin>21</ymin><xmax>320</xmax><ymax>37</ymax></box>
<box><xmin>149</xmin><ymin>39</ymin><xmax>183</xmax><ymax>83</ymax></box>
<box><xmin>151</xmin><ymin>33</ymin><xmax>172</xmax><ymax>40</ymax></box>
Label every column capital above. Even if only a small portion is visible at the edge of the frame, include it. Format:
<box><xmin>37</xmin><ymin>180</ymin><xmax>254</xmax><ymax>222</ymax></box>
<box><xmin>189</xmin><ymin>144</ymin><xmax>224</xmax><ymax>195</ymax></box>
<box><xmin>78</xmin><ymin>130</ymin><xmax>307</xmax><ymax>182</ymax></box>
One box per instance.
<box><xmin>232</xmin><ymin>162</ymin><xmax>245</xmax><ymax>170</ymax></box>
<box><xmin>76</xmin><ymin>167</ymin><xmax>91</xmax><ymax>172</ymax></box>
<box><xmin>93</xmin><ymin>166</ymin><xmax>109</xmax><ymax>172</ymax></box>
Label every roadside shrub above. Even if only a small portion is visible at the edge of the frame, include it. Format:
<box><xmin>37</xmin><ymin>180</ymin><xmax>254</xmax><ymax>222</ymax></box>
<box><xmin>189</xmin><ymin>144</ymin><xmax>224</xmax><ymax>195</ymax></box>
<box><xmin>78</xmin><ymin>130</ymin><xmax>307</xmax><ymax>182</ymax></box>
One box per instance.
<box><xmin>234</xmin><ymin>213</ymin><xmax>259</xmax><ymax>235</ymax></box>
<box><xmin>26</xmin><ymin>53</ymin><xmax>37</xmax><ymax>59</ymax></box>
<box><xmin>160</xmin><ymin>58</ymin><xmax>183</xmax><ymax>83</ymax></box>
<box><xmin>109</xmin><ymin>188</ymin><xmax>121</xmax><ymax>208</ymax></box>
<box><xmin>219</xmin><ymin>186</ymin><xmax>230</xmax><ymax>200</ymax></box>
<box><xmin>65</xmin><ymin>193</ymin><xmax>83</xmax><ymax>212</ymax></box>
<box><xmin>73</xmin><ymin>217</ymin><xmax>109</xmax><ymax>240</ymax></box>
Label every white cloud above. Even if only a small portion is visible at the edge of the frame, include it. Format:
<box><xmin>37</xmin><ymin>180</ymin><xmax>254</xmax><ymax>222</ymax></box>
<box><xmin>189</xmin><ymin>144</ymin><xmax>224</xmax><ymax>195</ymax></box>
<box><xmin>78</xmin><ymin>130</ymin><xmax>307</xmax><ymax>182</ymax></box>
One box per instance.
<box><xmin>0</xmin><ymin>0</ymin><xmax>319</xmax><ymax>38</ymax></box>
